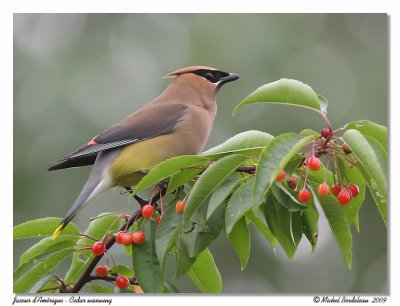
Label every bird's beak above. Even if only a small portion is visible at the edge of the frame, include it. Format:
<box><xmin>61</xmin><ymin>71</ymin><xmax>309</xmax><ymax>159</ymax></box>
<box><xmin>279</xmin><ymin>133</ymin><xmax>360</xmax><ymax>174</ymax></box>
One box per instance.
<box><xmin>218</xmin><ymin>72</ymin><xmax>240</xmax><ymax>87</ymax></box>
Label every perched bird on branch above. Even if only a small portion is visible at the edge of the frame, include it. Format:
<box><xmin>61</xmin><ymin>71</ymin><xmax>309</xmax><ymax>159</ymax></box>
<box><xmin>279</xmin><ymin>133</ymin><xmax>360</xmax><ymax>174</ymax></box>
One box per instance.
<box><xmin>49</xmin><ymin>66</ymin><xmax>239</xmax><ymax>239</ymax></box>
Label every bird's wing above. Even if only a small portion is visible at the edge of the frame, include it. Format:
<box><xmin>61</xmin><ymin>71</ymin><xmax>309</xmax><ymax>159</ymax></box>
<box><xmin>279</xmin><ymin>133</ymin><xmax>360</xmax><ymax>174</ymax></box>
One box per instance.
<box><xmin>48</xmin><ymin>103</ymin><xmax>188</xmax><ymax>171</ymax></box>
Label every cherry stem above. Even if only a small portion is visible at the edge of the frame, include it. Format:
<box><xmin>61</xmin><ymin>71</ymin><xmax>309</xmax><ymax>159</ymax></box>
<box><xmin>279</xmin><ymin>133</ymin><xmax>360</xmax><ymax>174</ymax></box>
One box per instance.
<box><xmin>320</xmin><ymin>111</ymin><xmax>332</xmax><ymax>132</ymax></box>
<box><xmin>78</xmin><ymin>233</ymin><xmax>98</xmax><ymax>242</ymax></box>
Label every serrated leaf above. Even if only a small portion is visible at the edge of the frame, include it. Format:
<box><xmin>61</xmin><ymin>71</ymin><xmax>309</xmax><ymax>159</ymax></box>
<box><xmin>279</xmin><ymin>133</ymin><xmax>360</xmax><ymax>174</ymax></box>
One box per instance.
<box><xmin>200</xmin><ymin>130</ymin><xmax>273</xmax><ymax>159</ymax></box>
<box><xmin>300</xmin><ymin>198</ymin><xmax>319</xmax><ymax>251</ymax></box>
<box><xmin>227</xmin><ymin>217</ymin><xmax>250</xmax><ymax>270</ymax></box>
<box><xmin>174</xmin><ymin>233</ymin><xmax>196</xmax><ymax>277</ymax></box>
<box><xmin>167</xmin><ymin>166</ymin><xmax>205</xmax><ymax>194</ymax></box>
<box><xmin>310</xmin><ymin>182</ymin><xmax>352</xmax><ymax>269</ymax></box>
<box><xmin>64</xmin><ymin>213</ymin><xmax>121</xmax><ymax>283</ymax></box>
<box><xmin>272</xmin><ymin>184</ymin><xmax>307</xmax><ymax>212</ymax></box>
<box><xmin>343</xmin><ymin>129</ymin><xmax>387</xmax><ymax>224</ymax></box>
<box><xmin>253</xmin><ymin>133</ymin><xmax>315</xmax><ymax>207</ymax></box>
<box><xmin>155</xmin><ymin>203</ymin><xmax>182</xmax><ymax>267</ymax></box>
<box><xmin>13</xmin><ymin>217</ymin><xmax>80</xmax><ymax>239</ymax></box>
<box><xmin>14</xmin><ymin>248</ymin><xmax>73</xmax><ymax>293</ymax></box>
<box><xmin>187</xmin><ymin>248</ymin><xmax>222</xmax><ymax>293</ymax></box>
<box><xmin>20</xmin><ymin>237</ymin><xmax>77</xmax><ymax>266</ymax></box>
<box><xmin>344</xmin><ymin>120</ymin><xmax>387</xmax><ymax>152</ymax></box>
<box><xmin>182</xmin><ymin>154</ymin><xmax>248</xmax><ymax>226</ymax></box>
<box><xmin>233</xmin><ymin>79</ymin><xmax>325</xmax><ymax>115</ymax></box>
<box><xmin>264</xmin><ymin>195</ymin><xmax>302</xmax><ymax>259</ymax></box>
<box><xmin>207</xmin><ymin>175</ymin><xmax>241</xmax><ymax>220</ymax></box>
<box><xmin>133</xmin><ymin>155</ymin><xmax>207</xmax><ymax>196</ymax></box>
<box><xmin>132</xmin><ymin>219</ymin><xmax>164</xmax><ymax>293</ymax></box>
<box><xmin>180</xmin><ymin>197</ymin><xmax>225</xmax><ymax>258</ymax></box>
<box><xmin>225</xmin><ymin>180</ymin><xmax>254</xmax><ymax>234</ymax></box>
<box><xmin>245</xmin><ymin>209</ymin><xmax>277</xmax><ymax>247</ymax></box>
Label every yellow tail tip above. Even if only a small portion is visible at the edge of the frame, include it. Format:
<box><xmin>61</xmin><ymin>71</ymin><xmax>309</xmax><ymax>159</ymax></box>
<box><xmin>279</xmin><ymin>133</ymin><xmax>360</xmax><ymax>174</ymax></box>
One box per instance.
<box><xmin>51</xmin><ymin>224</ymin><xmax>64</xmax><ymax>240</ymax></box>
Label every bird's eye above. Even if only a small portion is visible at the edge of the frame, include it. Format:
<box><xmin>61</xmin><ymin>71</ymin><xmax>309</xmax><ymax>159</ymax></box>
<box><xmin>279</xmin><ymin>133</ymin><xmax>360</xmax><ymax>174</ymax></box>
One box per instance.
<box><xmin>204</xmin><ymin>72</ymin><xmax>214</xmax><ymax>81</ymax></box>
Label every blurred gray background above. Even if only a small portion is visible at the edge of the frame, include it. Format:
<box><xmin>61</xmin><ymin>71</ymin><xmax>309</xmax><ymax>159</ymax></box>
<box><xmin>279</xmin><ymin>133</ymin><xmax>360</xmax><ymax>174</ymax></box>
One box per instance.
<box><xmin>13</xmin><ymin>13</ymin><xmax>387</xmax><ymax>293</ymax></box>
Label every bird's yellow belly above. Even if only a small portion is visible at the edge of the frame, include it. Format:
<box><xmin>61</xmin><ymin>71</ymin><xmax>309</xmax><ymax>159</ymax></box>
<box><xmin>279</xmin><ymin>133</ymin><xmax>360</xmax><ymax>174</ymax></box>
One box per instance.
<box><xmin>109</xmin><ymin>134</ymin><xmax>184</xmax><ymax>187</ymax></box>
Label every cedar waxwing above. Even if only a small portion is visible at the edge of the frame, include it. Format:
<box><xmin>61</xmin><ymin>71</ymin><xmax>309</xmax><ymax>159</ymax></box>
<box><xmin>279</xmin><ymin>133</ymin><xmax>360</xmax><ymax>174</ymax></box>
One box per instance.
<box><xmin>49</xmin><ymin>66</ymin><xmax>239</xmax><ymax>239</ymax></box>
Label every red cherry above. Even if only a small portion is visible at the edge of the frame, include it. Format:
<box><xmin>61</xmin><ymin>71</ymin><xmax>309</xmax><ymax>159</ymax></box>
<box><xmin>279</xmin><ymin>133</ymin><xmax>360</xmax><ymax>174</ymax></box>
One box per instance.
<box><xmin>156</xmin><ymin>215</ymin><xmax>162</xmax><ymax>224</ymax></box>
<box><xmin>331</xmin><ymin>183</ymin><xmax>342</xmax><ymax>196</ymax></box>
<box><xmin>121</xmin><ymin>233</ymin><xmax>133</xmax><ymax>246</ymax></box>
<box><xmin>338</xmin><ymin>189</ymin><xmax>352</xmax><ymax>205</ymax></box>
<box><xmin>275</xmin><ymin>169</ymin><xmax>286</xmax><ymax>182</ymax></box>
<box><xmin>176</xmin><ymin>200</ymin><xmax>186</xmax><ymax>214</ymax></box>
<box><xmin>115</xmin><ymin>231</ymin><xmax>126</xmax><ymax>244</ymax></box>
<box><xmin>307</xmin><ymin>156</ymin><xmax>321</xmax><ymax>171</ymax></box>
<box><xmin>287</xmin><ymin>177</ymin><xmax>297</xmax><ymax>189</ymax></box>
<box><xmin>132</xmin><ymin>231</ymin><xmax>145</xmax><ymax>245</ymax></box>
<box><xmin>321</xmin><ymin>128</ymin><xmax>332</xmax><ymax>138</ymax></box>
<box><xmin>95</xmin><ymin>265</ymin><xmax>109</xmax><ymax>277</ymax></box>
<box><xmin>141</xmin><ymin>204</ymin><xmax>155</xmax><ymax>219</ymax></box>
<box><xmin>317</xmin><ymin>183</ymin><xmax>330</xmax><ymax>197</ymax></box>
<box><xmin>348</xmin><ymin>183</ymin><xmax>359</xmax><ymax>197</ymax></box>
<box><xmin>91</xmin><ymin>241</ymin><xmax>106</xmax><ymax>256</ymax></box>
<box><xmin>115</xmin><ymin>275</ymin><xmax>130</xmax><ymax>289</ymax></box>
<box><xmin>298</xmin><ymin>189</ymin><xmax>311</xmax><ymax>203</ymax></box>
<box><xmin>342</xmin><ymin>143</ymin><xmax>352</xmax><ymax>154</ymax></box>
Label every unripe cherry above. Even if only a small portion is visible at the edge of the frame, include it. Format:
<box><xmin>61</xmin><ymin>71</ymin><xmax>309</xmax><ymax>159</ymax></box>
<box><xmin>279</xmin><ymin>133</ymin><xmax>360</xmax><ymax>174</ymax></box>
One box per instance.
<box><xmin>275</xmin><ymin>169</ymin><xmax>286</xmax><ymax>182</ymax></box>
<box><xmin>317</xmin><ymin>183</ymin><xmax>330</xmax><ymax>197</ymax></box>
<box><xmin>115</xmin><ymin>231</ymin><xmax>126</xmax><ymax>244</ymax></box>
<box><xmin>141</xmin><ymin>204</ymin><xmax>155</xmax><ymax>219</ymax></box>
<box><xmin>121</xmin><ymin>233</ymin><xmax>133</xmax><ymax>246</ymax></box>
<box><xmin>338</xmin><ymin>189</ymin><xmax>352</xmax><ymax>205</ymax></box>
<box><xmin>348</xmin><ymin>183</ymin><xmax>359</xmax><ymax>197</ymax></box>
<box><xmin>307</xmin><ymin>156</ymin><xmax>321</xmax><ymax>171</ymax></box>
<box><xmin>95</xmin><ymin>265</ymin><xmax>109</xmax><ymax>277</ymax></box>
<box><xmin>132</xmin><ymin>231</ymin><xmax>145</xmax><ymax>245</ymax></box>
<box><xmin>298</xmin><ymin>189</ymin><xmax>311</xmax><ymax>203</ymax></box>
<box><xmin>331</xmin><ymin>183</ymin><xmax>342</xmax><ymax>196</ymax></box>
<box><xmin>91</xmin><ymin>241</ymin><xmax>106</xmax><ymax>256</ymax></box>
<box><xmin>115</xmin><ymin>275</ymin><xmax>130</xmax><ymax>289</ymax></box>
<box><xmin>176</xmin><ymin>200</ymin><xmax>185</xmax><ymax>214</ymax></box>
<box><xmin>321</xmin><ymin>128</ymin><xmax>331</xmax><ymax>138</ymax></box>
<box><xmin>287</xmin><ymin>177</ymin><xmax>297</xmax><ymax>189</ymax></box>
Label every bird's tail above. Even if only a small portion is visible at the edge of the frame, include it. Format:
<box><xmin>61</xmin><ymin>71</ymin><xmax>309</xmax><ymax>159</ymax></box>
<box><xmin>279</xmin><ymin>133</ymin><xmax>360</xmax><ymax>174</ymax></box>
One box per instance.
<box><xmin>51</xmin><ymin>150</ymin><xmax>118</xmax><ymax>239</ymax></box>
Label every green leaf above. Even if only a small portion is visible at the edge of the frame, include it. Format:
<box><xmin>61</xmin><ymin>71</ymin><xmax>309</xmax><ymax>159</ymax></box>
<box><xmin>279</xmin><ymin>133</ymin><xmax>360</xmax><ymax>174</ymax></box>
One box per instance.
<box><xmin>14</xmin><ymin>248</ymin><xmax>73</xmax><ymax>293</ymax></box>
<box><xmin>310</xmin><ymin>182</ymin><xmax>353</xmax><ymax>269</ymax></box>
<box><xmin>264</xmin><ymin>195</ymin><xmax>302</xmax><ymax>259</ymax></box>
<box><xmin>200</xmin><ymin>130</ymin><xmax>274</xmax><ymax>159</ymax></box>
<box><xmin>89</xmin><ymin>284</ymin><xmax>114</xmax><ymax>293</ymax></box>
<box><xmin>20</xmin><ymin>237</ymin><xmax>78</xmax><ymax>266</ymax></box>
<box><xmin>207</xmin><ymin>174</ymin><xmax>241</xmax><ymax>220</ymax></box>
<box><xmin>227</xmin><ymin>217</ymin><xmax>250</xmax><ymax>270</ymax></box>
<box><xmin>132</xmin><ymin>219</ymin><xmax>164</xmax><ymax>293</ymax></box>
<box><xmin>344</xmin><ymin>120</ymin><xmax>387</xmax><ymax>152</ymax></box>
<box><xmin>300</xmin><ymin>198</ymin><xmax>319</xmax><ymax>251</ymax></box>
<box><xmin>133</xmin><ymin>155</ymin><xmax>207</xmax><ymax>196</ymax></box>
<box><xmin>13</xmin><ymin>217</ymin><xmax>80</xmax><ymax>239</ymax></box>
<box><xmin>225</xmin><ymin>180</ymin><xmax>254</xmax><ymax>234</ymax></box>
<box><xmin>343</xmin><ymin>129</ymin><xmax>387</xmax><ymax>224</ymax></box>
<box><xmin>64</xmin><ymin>213</ymin><xmax>121</xmax><ymax>283</ymax></box>
<box><xmin>155</xmin><ymin>202</ymin><xmax>182</xmax><ymax>267</ymax></box>
<box><xmin>233</xmin><ymin>79</ymin><xmax>324</xmax><ymax>115</ymax></box>
<box><xmin>182</xmin><ymin>154</ymin><xmax>248</xmax><ymax>226</ymax></box>
<box><xmin>253</xmin><ymin>133</ymin><xmax>315</xmax><ymax>207</ymax></box>
<box><xmin>272</xmin><ymin>184</ymin><xmax>307</xmax><ymax>212</ymax></box>
<box><xmin>174</xmin><ymin>233</ymin><xmax>196</xmax><ymax>277</ymax></box>
<box><xmin>245</xmin><ymin>209</ymin><xmax>277</xmax><ymax>247</ymax></box>
<box><xmin>167</xmin><ymin>166</ymin><xmax>205</xmax><ymax>194</ymax></box>
<box><xmin>180</xmin><ymin>197</ymin><xmax>225</xmax><ymax>258</ymax></box>
<box><xmin>110</xmin><ymin>265</ymin><xmax>134</xmax><ymax>278</ymax></box>
<box><xmin>164</xmin><ymin>281</ymin><xmax>180</xmax><ymax>293</ymax></box>
<box><xmin>187</xmin><ymin>248</ymin><xmax>222</xmax><ymax>293</ymax></box>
